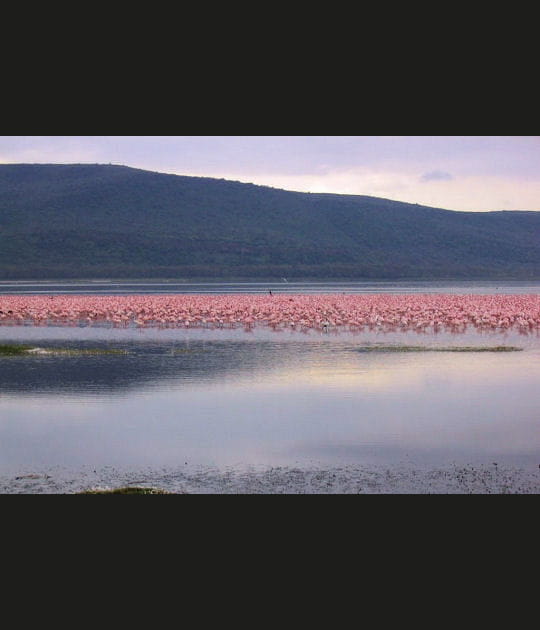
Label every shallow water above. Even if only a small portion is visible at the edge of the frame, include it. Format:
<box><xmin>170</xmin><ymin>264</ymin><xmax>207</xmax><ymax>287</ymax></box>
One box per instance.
<box><xmin>2</xmin><ymin>279</ymin><xmax>540</xmax><ymax>295</ymax></box>
<box><xmin>1</xmin><ymin>321</ymin><xmax>539</xmax><ymax>493</ymax></box>
<box><xmin>1</xmin><ymin>280</ymin><xmax>539</xmax><ymax>493</ymax></box>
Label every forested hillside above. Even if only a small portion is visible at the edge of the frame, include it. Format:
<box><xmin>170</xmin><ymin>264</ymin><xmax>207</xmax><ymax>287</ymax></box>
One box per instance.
<box><xmin>0</xmin><ymin>163</ymin><xmax>538</xmax><ymax>279</ymax></box>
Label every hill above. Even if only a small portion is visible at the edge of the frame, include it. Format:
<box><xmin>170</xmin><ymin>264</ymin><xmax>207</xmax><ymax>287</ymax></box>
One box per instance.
<box><xmin>0</xmin><ymin>163</ymin><xmax>538</xmax><ymax>279</ymax></box>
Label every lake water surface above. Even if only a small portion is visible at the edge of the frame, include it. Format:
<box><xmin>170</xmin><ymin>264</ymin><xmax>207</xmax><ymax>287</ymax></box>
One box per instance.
<box><xmin>1</xmin><ymin>281</ymin><xmax>539</xmax><ymax>493</ymax></box>
<box><xmin>2</xmin><ymin>279</ymin><xmax>540</xmax><ymax>295</ymax></box>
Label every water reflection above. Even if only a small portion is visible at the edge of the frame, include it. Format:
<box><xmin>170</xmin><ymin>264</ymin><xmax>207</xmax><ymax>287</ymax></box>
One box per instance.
<box><xmin>2</xmin><ymin>279</ymin><xmax>540</xmax><ymax>295</ymax></box>
<box><xmin>0</xmin><ymin>338</ymin><xmax>345</xmax><ymax>395</ymax></box>
<box><xmin>1</xmin><ymin>326</ymin><xmax>539</xmax><ymax>476</ymax></box>
<box><xmin>1</xmin><ymin>327</ymin><xmax>536</xmax><ymax>396</ymax></box>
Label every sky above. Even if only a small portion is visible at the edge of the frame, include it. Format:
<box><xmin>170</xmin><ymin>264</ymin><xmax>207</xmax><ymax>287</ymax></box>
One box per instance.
<box><xmin>1</xmin><ymin>135</ymin><xmax>539</xmax><ymax>212</ymax></box>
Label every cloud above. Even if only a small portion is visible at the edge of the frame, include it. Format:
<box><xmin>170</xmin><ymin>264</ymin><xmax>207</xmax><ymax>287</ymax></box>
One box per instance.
<box><xmin>420</xmin><ymin>170</ymin><xmax>454</xmax><ymax>182</ymax></box>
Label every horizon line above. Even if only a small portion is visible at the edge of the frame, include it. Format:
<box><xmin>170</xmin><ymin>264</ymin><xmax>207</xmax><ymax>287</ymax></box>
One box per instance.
<box><xmin>0</xmin><ymin>161</ymin><xmax>537</xmax><ymax>214</ymax></box>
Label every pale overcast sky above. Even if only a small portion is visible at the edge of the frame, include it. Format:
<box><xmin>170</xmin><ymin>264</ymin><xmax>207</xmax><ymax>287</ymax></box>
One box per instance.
<box><xmin>1</xmin><ymin>136</ymin><xmax>539</xmax><ymax>212</ymax></box>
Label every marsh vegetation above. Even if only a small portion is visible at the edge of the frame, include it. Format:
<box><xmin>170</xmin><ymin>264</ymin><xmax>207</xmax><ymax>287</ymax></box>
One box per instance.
<box><xmin>79</xmin><ymin>486</ymin><xmax>171</xmax><ymax>494</ymax></box>
<box><xmin>0</xmin><ymin>343</ymin><xmax>127</xmax><ymax>356</ymax></box>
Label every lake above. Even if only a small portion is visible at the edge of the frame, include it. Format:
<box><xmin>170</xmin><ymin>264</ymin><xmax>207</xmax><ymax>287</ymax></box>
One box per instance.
<box><xmin>2</xmin><ymin>279</ymin><xmax>540</xmax><ymax>295</ymax></box>
<box><xmin>1</xmin><ymin>280</ymin><xmax>539</xmax><ymax>493</ymax></box>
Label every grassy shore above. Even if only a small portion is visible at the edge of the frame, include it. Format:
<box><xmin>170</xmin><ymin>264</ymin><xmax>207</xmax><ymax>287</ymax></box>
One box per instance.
<box><xmin>79</xmin><ymin>486</ymin><xmax>171</xmax><ymax>494</ymax></box>
<box><xmin>1</xmin><ymin>342</ymin><xmax>524</xmax><ymax>357</ymax></box>
<box><xmin>0</xmin><ymin>343</ymin><xmax>30</xmax><ymax>355</ymax></box>
<box><xmin>355</xmin><ymin>344</ymin><xmax>523</xmax><ymax>353</ymax></box>
<box><xmin>0</xmin><ymin>344</ymin><xmax>127</xmax><ymax>356</ymax></box>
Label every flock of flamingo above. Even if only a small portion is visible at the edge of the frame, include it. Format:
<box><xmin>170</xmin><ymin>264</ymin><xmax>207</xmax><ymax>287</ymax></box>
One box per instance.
<box><xmin>0</xmin><ymin>293</ymin><xmax>539</xmax><ymax>334</ymax></box>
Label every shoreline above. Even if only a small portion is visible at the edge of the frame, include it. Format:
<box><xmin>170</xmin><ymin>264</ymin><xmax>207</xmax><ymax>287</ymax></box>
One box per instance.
<box><xmin>2</xmin><ymin>462</ymin><xmax>539</xmax><ymax>494</ymax></box>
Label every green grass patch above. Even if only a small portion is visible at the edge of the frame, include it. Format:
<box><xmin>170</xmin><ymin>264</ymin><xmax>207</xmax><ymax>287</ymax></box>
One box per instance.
<box><xmin>0</xmin><ymin>343</ymin><xmax>34</xmax><ymax>355</ymax></box>
<box><xmin>0</xmin><ymin>343</ymin><xmax>128</xmax><ymax>356</ymax></box>
<box><xmin>356</xmin><ymin>344</ymin><xmax>523</xmax><ymax>353</ymax></box>
<box><xmin>79</xmin><ymin>486</ymin><xmax>171</xmax><ymax>494</ymax></box>
<box><xmin>42</xmin><ymin>347</ymin><xmax>128</xmax><ymax>355</ymax></box>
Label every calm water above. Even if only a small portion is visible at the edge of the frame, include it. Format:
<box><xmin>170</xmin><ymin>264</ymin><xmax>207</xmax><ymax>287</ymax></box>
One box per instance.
<box><xmin>1</xmin><ymin>279</ymin><xmax>540</xmax><ymax>294</ymax></box>
<box><xmin>1</xmin><ymin>281</ymin><xmax>539</xmax><ymax>492</ymax></box>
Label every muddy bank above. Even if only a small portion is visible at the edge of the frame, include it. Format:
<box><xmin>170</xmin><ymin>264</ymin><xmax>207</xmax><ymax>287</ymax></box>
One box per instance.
<box><xmin>2</xmin><ymin>463</ymin><xmax>539</xmax><ymax>494</ymax></box>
